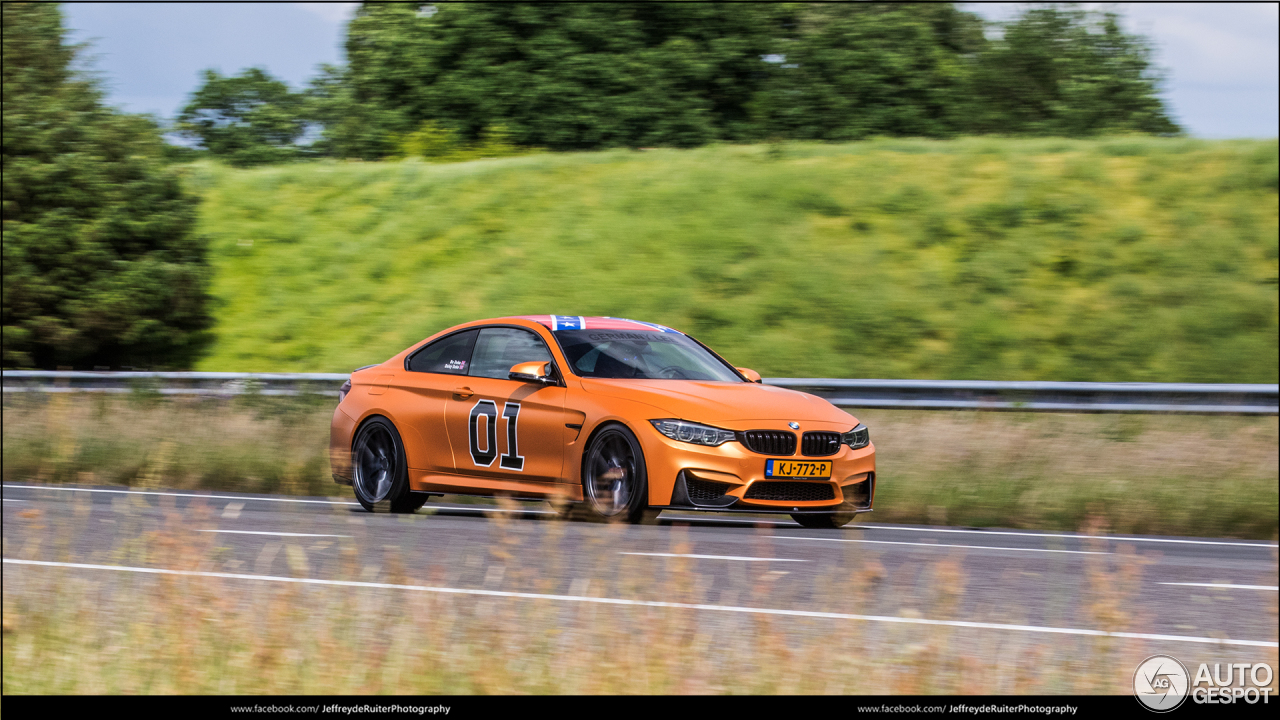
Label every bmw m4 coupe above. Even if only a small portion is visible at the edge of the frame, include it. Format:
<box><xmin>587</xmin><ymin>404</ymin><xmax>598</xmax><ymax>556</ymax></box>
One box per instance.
<box><xmin>330</xmin><ymin>316</ymin><xmax>875</xmax><ymax>527</ymax></box>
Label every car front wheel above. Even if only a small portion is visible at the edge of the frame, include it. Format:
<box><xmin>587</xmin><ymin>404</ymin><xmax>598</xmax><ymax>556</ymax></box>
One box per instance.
<box><xmin>581</xmin><ymin>424</ymin><xmax>651</xmax><ymax>524</ymax></box>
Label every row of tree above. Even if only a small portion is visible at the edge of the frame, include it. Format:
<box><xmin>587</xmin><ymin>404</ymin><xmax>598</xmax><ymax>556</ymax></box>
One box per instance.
<box><xmin>176</xmin><ymin>3</ymin><xmax>1180</xmax><ymax>166</ymax></box>
<box><xmin>1</xmin><ymin>2</ymin><xmax>1179</xmax><ymax>369</ymax></box>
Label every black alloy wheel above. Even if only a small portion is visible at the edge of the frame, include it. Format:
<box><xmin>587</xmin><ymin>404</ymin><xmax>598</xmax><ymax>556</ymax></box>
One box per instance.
<box><xmin>351</xmin><ymin>417</ymin><xmax>424</xmax><ymax>513</ymax></box>
<box><xmin>581</xmin><ymin>424</ymin><xmax>650</xmax><ymax>523</ymax></box>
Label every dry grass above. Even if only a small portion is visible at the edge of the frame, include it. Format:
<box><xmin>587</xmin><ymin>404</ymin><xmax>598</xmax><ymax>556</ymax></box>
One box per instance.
<box><xmin>861</xmin><ymin>409</ymin><xmax>1279</xmax><ymax>539</ymax></box>
<box><xmin>2</xmin><ymin>392</ymin><xmax>335</xmax><ymax>497</ymax></box>
<box><xmin>3</xmin><ymin>393</ymin><xmax>1276</xmax><ymax>538</ymax></box>
<box><xmin>4</xmin><ymin>501</ymin><xmax>1275</xmax><ymax>694</ymax></box>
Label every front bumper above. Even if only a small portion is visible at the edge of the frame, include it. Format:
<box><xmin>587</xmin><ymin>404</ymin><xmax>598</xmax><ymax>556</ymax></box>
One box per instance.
<box><xmin>656</xmin><ymin>469</ymin><xmax>876</xmax><ymax>515</ymax></box>
<box><xmin>640</xmin><ymin>425</ymin><xmax>876</xmax><ymax>512</ymax></box>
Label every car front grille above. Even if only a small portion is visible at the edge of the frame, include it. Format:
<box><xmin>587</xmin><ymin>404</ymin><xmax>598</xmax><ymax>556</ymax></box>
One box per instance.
<box><xmin>744</xmin><ymin>481</ymin><xmax>835</xmax><ymax>502</ymax></box>
<box><xmin>801</xmin><ymin>431</ymin><xmax>842</xmax><ymax>456</ymax></box>
<box><xmin>686</xmin><ymin>477</ymin><xmax>731</xmax><ymax>502</ymax></box>
<box><xmin>739</xmin><ymin>430</ymin><xmax>796</xmax><ymax>456</ymax></box>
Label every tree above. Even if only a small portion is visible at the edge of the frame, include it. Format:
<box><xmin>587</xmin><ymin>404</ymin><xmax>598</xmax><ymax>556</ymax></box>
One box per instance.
<box><xmin>311</xmin><ymin>2</ymin><xmax>1177</xmax><ymax>152</ymax></box>
<box><xmin>328</xmin><ymin>2</ymin><xmax>788</xmax><ymax>155</ymax></box>
<box><xmin>2</xmin><ymin>2</ymin><xmax>212</xmax><ymax>369</ymax></box>
<box><xmin>967</xmin><ymin>6</ymin><xmax>1179</xmax><ymax>136</ymax></box>
<box><xmin>749</xmin><ymin>4</ymin><xmax>988</xmax><ymax>140</ymax></box>
<box><xmin>176</xmin><ymin>67</ymin><xmax>308</xmax><ymax>166</ymax></box>
<box><xmin>304</xmin><ymin>62</ymin><xmax>405</xmax><ymax>160</ymax></box>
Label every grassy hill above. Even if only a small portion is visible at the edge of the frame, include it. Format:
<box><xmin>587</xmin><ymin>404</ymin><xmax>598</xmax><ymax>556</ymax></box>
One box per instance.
<box><xmin>188</xmin><ymin>137</ymin><xmax>1278</xmax><ymax>381</ymax></box>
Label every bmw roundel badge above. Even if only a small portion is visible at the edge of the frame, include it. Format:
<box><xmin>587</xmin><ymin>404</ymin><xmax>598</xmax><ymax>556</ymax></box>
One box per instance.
<box><xmin>788</xmin><ymin>422</ymin><xmax>800</xmax><ymax>430</ymax></box>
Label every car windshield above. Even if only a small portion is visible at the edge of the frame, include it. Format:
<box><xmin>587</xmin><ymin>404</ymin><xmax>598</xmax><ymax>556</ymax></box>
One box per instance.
<box><xmin>553</xmin><ymin>330</ymin><xmax>742</xmax><ymax>381</ymax></box>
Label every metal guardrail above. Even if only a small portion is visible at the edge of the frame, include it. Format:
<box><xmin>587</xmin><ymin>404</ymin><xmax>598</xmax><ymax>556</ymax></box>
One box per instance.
<box><xmin>2</xmin><ymin>371</ymin><xmax>1276</xmax><ymax>414</ymax></box>
<box><xmin>0</xmin><ymin>371</ymin><xmax>349</xmax><ymax>397</ymax></box>
<box><xmin>765</xmin><ymin>378</ymin><xmax>1278</xmax><ymax>414</ymax></box>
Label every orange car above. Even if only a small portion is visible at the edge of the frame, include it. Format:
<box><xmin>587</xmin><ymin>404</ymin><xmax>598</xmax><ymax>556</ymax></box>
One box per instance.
<box><xmin>330</xmin><ymin>316</ymin><xmax>875</xmax><ymax>527</ymax></box>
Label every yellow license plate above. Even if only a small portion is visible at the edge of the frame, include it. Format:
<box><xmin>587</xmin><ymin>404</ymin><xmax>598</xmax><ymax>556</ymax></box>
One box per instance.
<box><xmin>765</xmin><ymin>460</ymin><xmax>832</xmax><ymax>478</ymax></box>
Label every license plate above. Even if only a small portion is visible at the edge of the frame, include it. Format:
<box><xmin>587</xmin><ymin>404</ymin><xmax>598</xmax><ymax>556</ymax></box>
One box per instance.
<box><xmin>765</xmin><ymin>460</ymin><xmax>832</xmax><ymax>478</ymax></box>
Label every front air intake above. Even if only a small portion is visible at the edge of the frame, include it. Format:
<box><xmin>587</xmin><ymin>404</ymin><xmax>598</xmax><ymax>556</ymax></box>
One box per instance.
<box><xmin>744</xmin><ymin>481</ymin><xmax>835</xmax><ymax>502</ymax></box>
<box><xmin>686</xmin><ymin>477</ymin><xmax>731</xmax><ymax>502</ymax></box>
<box><xmin>845</xmin><ymin>473</ymin><xmax>874</xmax><ymax>508</ymax></box>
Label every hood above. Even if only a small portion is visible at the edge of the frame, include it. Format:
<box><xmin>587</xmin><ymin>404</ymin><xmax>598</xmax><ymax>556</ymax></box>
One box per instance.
<box><xmin>580</xmin><ymin>378</ymin><xmax>856</xmax><ymax>429</ymax></box>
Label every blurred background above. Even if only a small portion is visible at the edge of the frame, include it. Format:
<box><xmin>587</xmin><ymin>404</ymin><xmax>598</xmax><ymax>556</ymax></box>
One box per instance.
<box><xmin>2</xmin><ymin>2</ymin><xmax>1275</xmax><ymax>379</ymax></box>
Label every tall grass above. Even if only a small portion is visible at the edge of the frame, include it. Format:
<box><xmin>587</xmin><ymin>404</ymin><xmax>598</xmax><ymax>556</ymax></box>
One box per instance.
<box><xmin>4</xmin><ymin>500</ymin><xmax>1275</xmax><ymax>694</ymax></box>
<box><xmin>1</xmin><ymin>392</ymin><xmax>336</xmax><ymax>497</ymax></box>
<box><xmin>4</xmin><ymin>393</ymin><xmax>1276</xmax><ymax>539</ymax></box>
<box><xmin>186</xmin><ymin>137</ymin><xmax>1278</xmax><ymax>381</ymax></box>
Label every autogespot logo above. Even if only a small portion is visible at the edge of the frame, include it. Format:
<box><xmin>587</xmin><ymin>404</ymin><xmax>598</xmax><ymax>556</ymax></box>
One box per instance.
<box><xmin>1134</xmin><ymin>655</ymin><xmax>1190</xmax><ymax>712</ymax></box>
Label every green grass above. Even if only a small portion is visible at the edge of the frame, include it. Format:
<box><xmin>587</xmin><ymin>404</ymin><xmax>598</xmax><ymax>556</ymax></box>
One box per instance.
<box><xmin>186</xmin><ymin>137</ymin><xmax>1279</xmax><ymax>381</ymax></box>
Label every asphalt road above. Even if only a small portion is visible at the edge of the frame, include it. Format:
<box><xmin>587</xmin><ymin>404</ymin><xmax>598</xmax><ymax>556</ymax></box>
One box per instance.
<box><xmin>4</xmin><ymin>481</ymin><xmax>1277</xmax><ymax>658</ymax></box>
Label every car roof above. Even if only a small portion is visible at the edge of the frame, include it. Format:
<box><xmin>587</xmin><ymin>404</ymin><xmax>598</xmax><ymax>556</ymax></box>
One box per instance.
<box><xmin>507</xmin><ymin>315</ymin><xmax>684</xmax><ymax>334</ymax></box>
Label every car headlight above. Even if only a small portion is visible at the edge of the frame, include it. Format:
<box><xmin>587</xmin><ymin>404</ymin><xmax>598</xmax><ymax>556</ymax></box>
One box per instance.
<box><xmin>649</xmin><ymin>419</ymin><xmax>736</xmax><ymax>447</ymax></box>
<box><xmin>843</xmin><ymin>423</ymin><xmax>870</xmax><ymax>450</ymax></box>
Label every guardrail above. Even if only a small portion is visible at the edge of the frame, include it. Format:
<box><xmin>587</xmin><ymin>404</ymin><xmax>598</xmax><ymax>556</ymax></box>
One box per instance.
<box><xmin>3</xmin><ymin>371</ymin><xmax>1275</xmax><ymax>414</ymax></box>
<box><xmin>765</xmin><ymin>378</ymin><xmax>1278</xmax><ymax>414</ymax></box>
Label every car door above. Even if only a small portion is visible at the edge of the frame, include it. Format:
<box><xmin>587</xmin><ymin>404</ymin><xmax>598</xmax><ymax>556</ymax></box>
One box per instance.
<box><xmin>395</xmin><ymin>328</ymin><xmax>479</xmax><ymax>474</ymax></box>
<box><xmin>443</xmin><ymin>326</ymin><xmax>566</xmax><ymax>483</ymax></box>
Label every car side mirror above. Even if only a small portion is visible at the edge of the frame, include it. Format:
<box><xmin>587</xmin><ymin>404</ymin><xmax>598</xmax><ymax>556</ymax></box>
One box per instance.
<box><xmin>509</xmin><ymin>361</ymin><xmax>556</xmax><ymax>385</ymax></box>
<box><xmin>736</xmin><ymin>367</ymin><xmax>762</xmax><ymax>383</ymax></box>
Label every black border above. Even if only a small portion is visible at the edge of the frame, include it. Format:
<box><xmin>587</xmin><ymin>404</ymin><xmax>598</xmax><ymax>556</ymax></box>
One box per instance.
<box><xmin>1</xmin><ymin>694</ymin><xmax>1271</xmax><ymax>716</ymax></box>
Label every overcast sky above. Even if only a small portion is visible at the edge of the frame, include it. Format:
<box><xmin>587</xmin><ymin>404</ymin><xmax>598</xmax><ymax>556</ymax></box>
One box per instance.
<box><xmin>63</xmin><ymin>2</ymin><xmax>1278</xmax><ymax>139</ymax></box>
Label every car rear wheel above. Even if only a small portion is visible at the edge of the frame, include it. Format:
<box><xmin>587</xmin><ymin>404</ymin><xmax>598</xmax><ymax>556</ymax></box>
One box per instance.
<box><xmin>581</xmin><ymin>424</ymin><xmax>650</xmax><ymax>524</ymax></box>
<box><xmin>791</xmin><ymin>511</ymin><xmax>857</xmax><ymax>529</ymax></box>
<box><xmin>351</xmin><ymin>417</ymin><xmax>420</xmax><ymax>513</ymax></box>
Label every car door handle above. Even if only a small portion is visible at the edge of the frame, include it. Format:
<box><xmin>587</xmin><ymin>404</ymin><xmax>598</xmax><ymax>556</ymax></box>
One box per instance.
<box><xmin>453</xmin><ymin>387</ymin><xmax>474</xmax><ymax>399</ymax></box>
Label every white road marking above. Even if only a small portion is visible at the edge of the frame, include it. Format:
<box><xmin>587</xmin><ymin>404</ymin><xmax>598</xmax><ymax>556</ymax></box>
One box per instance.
<box><xmin>221</xmin><ymin>502</ymin><xmax>244</xmax><ymax>519</ymax></box>
<box><xmin>2</xmin><ymin>499</ymin><xmax>25</xmax><ymax>502</ymax></box>
<box><xmin>1159</xmin><ymin>582</ymin><xmax>1279</xmax><ymax>591</ymax></box>
<box><xmin>5</xmin><ymin>484</ymin><xmax>1275</xmax><ymax>550</ymax></box>
<box><xmin>852</xmin><ymin>523</ymin><xmax>1279</xmax><ymax>549</ymax></box>
<box><xmin>3</xmin><ymin>484</ymin><xmax>357</xmax><ymax>506</ymax></box>
<box><xmin>1</xmin><ymin>485</ymin><xmax>554</xmax><ymax>514</ymax></box>
<box><xmin>770</xmin><ymin>535</ymin><xmax>1110</xmax><ymax>555</ymax></box>
<box><xmin>621</xmin><ymin>552</ymin><xmax>808</xmax><ymax>563</ymax></box>
<box><xmin>5</xmin><ymin>558</ymin><xmax>1275</xmax><ymax>649</ymax></box>
<box><xmin>423</xmin><ymin>504</ymin><xmax>555</xmax><ymax>515</ymax></box>
<box><xmin>198</xmin><ymin>529</ymin><xmax>351</xmax><ymax>538</ymax></box>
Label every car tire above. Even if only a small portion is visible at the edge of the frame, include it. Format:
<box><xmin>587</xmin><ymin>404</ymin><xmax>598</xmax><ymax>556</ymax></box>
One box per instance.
<box><xmin>393</xmin><ymin>493</ymin><xmax>431</xmax><ymax>514</ymax></box>
<box><xmin>791</xmin><ymin>511</ymin><xmax>857</xmax><ymax>529</ymax></box>
<box><xmin>580</xmin><ymin>423</ymin><xmax>650</xmax><ymax>524</ymax></box>
<box><xmin>351</xmin><ymin>416</ymin><xmax>415</xmax><ymax>513</ymax></box>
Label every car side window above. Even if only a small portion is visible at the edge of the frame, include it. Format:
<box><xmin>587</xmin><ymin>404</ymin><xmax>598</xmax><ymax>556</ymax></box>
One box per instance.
<box><xmin>406</xmin><ymin>330</ymin><xmax>478</xmax><ymax>374</ymax></box>
<box><xmin>469</xmin><ymin>327</ymin><xmax>553</xmax><ymax>380</ymax></box>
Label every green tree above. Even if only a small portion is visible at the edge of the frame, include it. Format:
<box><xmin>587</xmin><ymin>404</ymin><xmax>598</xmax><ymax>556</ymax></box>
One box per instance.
<box><xmin>312</xmin><ymin>2</ymin><xmax>1177</xmax><ymax>152</ymax></box>
<box><xmin>2</xmin><ymin>2</ymin><xmax>212</xmax><ymax>369</ymax></box>
<box><xmin>968</xmin><ymin>6</ymin><xmax>1180</xmax><ymax>135</ymax></box>
<box><xmin>328</xmin><ymin>2</ymin><xmax>788</xmax><ymax>155</ymax></box>
<box><xmin>749</xmin><ymin>4</ymin><xmax>988</xmax><ymax>140</ymax></box>
<box><xmin>177</xmin><ymin>67</ymin><xmax>308</xmax><ymax>166</ymax></box>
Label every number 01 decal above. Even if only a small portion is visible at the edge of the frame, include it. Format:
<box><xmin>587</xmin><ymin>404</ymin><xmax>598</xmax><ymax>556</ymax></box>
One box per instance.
<box><xmin>468</xmin><ymin>400</ymin><xmax>524</xmax><ymax>471</ymax></box>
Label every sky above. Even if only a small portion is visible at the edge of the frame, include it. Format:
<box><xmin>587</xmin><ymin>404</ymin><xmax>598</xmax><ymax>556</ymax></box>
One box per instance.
<box><xmin>62</xmin><ymin>2</ymin><xmax>1279</xmax><ymax>139</ymax></box>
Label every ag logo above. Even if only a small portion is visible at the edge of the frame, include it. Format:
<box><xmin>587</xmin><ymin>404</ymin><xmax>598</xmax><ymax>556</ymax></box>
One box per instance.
<box><xmin>1135</xmin><ymin>654</ymin><xmax>1190</xmax><ymax>712</ymax></box>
